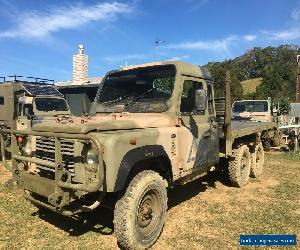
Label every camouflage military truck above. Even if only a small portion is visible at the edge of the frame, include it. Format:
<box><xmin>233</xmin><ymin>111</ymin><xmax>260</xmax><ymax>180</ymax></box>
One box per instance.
<box><xmin>0</xmin><ymin>76</ymin><xmax>71</xmax><ymax>130</ymax></box>
<box><xmin>0</xmin><ymin>62</ymin><xmax>279</xmax><ymax>249</ymax></box>
<box><xmin>0</xmin><ymin>76</ymin><xmax>70</xmax><ymax>158</ymax></box>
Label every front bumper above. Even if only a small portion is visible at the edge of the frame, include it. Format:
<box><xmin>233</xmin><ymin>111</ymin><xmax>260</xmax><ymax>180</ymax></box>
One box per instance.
<box><xmin>2</xmin><ymin>129</ymin><xmax>104</xmax><ymax>214</ymax></box>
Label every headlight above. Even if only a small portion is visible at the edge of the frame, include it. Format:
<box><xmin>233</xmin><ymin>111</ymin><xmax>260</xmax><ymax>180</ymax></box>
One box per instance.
<box><xmin>84</xmin><ymin>145</ymin><xmax>99</xmax><ymax>172</ymax></box>
<box><xmin>22</xmin><ymin>138</ymin><xmax>32</xmax><ymax>157</ymax></box>
<box><xmin>87</xmin><ymin>148</ymin><xmax>98</xmax><ymax>165</ymax></box>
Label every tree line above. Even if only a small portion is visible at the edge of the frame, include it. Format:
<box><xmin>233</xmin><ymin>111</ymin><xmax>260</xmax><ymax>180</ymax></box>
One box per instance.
<box><xmin>206</xmin><ymin>45</ymin><xmax>300</xmax><ymax>106</ymax></box>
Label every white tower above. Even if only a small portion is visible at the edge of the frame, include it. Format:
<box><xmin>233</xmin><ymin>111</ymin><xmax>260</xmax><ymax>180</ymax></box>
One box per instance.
<box><xmin>73</xmin><ymin>44</ymin><xmax>88</xmax><ymax>84</ymax></box>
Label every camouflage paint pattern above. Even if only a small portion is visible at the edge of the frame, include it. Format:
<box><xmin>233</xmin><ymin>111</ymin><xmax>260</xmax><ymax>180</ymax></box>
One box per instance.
<box><xmin>0</xmin><ymin>61</ymin><xmax>279</xmax><ymax>214</ymax></box>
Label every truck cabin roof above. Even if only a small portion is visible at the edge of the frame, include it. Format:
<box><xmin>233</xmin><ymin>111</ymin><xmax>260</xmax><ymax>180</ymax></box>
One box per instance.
<box><xmin>117</xmin><ymin>61</ymin><xmax>213</xmax><ymax>82</ymax></box>
<box><xmin>0</xmin><ymin>78</ymin><xmax>62</xmax><ymax>97</ymax></box>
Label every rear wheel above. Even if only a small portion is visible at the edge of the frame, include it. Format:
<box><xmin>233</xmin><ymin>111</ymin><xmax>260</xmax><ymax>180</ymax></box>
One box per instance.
<box><xmin>250</xmin><ymin>143</ymin><xmax>265</xmax><ymax>177</ymax></box>
<box><xmin>114</xmin><ymin>170</ymin><xmax>168</xmax><ymax>250</ymax></box>
<box><xmin>228</xmin><ymin>145</ymin><xmax>251</xmax><ymax>187</ymax></box>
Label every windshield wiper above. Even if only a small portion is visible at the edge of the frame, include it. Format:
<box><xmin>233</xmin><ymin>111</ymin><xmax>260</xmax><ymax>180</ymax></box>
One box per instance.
<box><xmin>125</xmin><ymin>87</ymin><xmax>157</xmax><ymax>107</ymax></box>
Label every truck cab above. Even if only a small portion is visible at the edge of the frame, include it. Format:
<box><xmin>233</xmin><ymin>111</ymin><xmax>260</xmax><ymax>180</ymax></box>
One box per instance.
<box><xmin>17</xmin><ymin>95</ymin><xmax>70</xmax><ymax>130</ymax></box>
<box><xmin>232</xmin><ymin>99</ymin><xmax>273</xmax><ymax>122</ymax></box>
<box><xmin>0</xmin><ymin>77</ymin><xmax>70</xmax><ymax>156</ymax></box>
<box><xmin>0</xmin><ymin>77</ymin><xmax>70</xmax><ymax>131</ymax></box>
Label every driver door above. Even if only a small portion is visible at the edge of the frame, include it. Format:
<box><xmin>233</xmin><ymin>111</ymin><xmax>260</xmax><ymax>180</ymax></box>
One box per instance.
<box><xmin>178</xmin><ymin>78</ymin><xmax>217</xmax><ymax>175</ymax></box>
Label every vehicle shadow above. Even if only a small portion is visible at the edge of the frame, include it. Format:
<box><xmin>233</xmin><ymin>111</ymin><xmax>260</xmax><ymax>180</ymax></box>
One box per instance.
<box><xmin>31</xmin><ymin>204</ymin><xmax>115</xmax><ymax>236</ymax></box>
<box><xmin>31</xmin><ymin>167</ymin><xmax>230</xmax><ymax>237</ymax></box>
<box><xmin>167</xmin><ymin>168</ymin><xmax>230</xmax><ymax>209</ymax></box>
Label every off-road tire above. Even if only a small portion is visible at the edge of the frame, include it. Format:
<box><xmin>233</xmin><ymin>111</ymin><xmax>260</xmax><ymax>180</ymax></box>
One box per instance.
<box><xmin>250</xmin><ymin>143</ymin><xmax>265</xmax><ymax>178</ymax></box>
<box><xmin>262</xmin><ymin>140</ymin><xmax>271</xmax><ymax>152</ymax></box>
<box><xmin>228</xmin><ymin>145</ymin><xmax>251</xmax><ymax>187</ymax></box>
<box><xmin>114</xmin><ymin>170</ymin><xmax>168</xmax><ymax>250</ymax></box>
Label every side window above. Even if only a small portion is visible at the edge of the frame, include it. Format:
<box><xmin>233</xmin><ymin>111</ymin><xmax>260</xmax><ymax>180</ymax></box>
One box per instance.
<box><xmin>151</xmin><ymin>77</ymin><xmax>174</xmax><ymax>99</ymax></box>
<box><xmin>18</xmin><ymin>103</ymin><xmax>23</xmax><ymax>116</ymax></box>
<box><xmin>207</xmin><ymin>84</ymin><xmax>214</xmax><ymax>115</ymax></box>
<box><xmin>180</xmin><ymin>80</ymin><xmax>203</xmax><ymax>115</ymax></box>
<box><xmin>24</xmin><ymin>104</ymin><xmax>33</xmax><ymax>116</ymax></box>
<box><xmin>0</xmin><ymin>96</ymin><xmax>4</xmax><ymax>105</ymax></box>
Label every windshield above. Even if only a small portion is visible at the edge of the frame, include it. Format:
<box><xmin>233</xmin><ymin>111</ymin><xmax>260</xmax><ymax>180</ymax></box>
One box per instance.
<box><xmin>95</xmin><ymin>65</ymin><xmax>176</xmax><ymax>113</ymax></box>
<box><xmin>233</xmin><ymin>101</ymin><xmax>269</xmax><ymax>113</ymax></box>
<box><xmin>35</xmin><ymin>98</ymin><xmax>69</xmax><ymax>112</ymax></box>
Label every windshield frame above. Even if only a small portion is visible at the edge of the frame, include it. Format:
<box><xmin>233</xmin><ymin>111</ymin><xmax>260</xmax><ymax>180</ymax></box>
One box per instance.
<box><xmin>33</xmin><ymin>96</ymin><xmax>70</xmax><ymax>116</ymax></box>
<box><xmin>92</xmin><ymin>64</ymin><xmax>177</xmax><ymax>114</ymax></box>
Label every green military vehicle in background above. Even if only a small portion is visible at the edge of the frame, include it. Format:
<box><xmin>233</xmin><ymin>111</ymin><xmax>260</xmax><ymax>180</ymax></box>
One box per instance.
<box><xmin>0</xmin><ymin>76</ymin><xmax>70</xmax><ymax>158</ymax></box>
<box><xmin>0</xmin><ymin>62</ymin><xmax>280</xmax><ymax>249</ymax></box>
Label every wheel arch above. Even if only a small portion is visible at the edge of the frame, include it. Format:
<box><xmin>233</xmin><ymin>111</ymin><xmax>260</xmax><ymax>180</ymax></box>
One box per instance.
<box><xmin>232</xmin><ymin>133</ymin><xmax>258</xmax><ymax>151</ymax></box>
<box><xmin>113</xmin><ymin>145</ymin><xmax>173</xmax><ymax>192</ymax></box>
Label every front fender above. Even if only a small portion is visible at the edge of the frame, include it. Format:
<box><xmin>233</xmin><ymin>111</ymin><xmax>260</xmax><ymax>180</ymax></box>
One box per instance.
<box><xmin>93</xmin><ymin>129</ymin><xmax>159</xmax><ymax>192</ymax></box>
<box><xmin>113</xmin><ymin>145</ymin><xmax>169</xmax><ymax>191</ymax></box>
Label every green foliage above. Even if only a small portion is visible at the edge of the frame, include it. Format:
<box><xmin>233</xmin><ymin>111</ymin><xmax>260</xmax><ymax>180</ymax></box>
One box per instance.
<box><xmin>268</xmin><ymin>150</ymin><xmax>300</xmax><ymax>161</ymax></box>
<box><xmin>206</xmin><ymin>61</ymin><xmax>243</xmax><ymax>100</ymax></box>
<box><xmin>278</xmin><ymin>97</ymin><xmax>291</xmax><ymax>115</ymax></box>
<box><xmin>206</xmin><ymin>45</ymin><xmax>300</xmax><ymax>101</ymax></box>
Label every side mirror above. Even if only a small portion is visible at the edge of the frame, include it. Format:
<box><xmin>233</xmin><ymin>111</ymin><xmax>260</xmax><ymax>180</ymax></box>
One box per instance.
<box><xmin>195</xmin><ymin>89</ymin><xmax>207</xmax><ymax>112</ymax></box>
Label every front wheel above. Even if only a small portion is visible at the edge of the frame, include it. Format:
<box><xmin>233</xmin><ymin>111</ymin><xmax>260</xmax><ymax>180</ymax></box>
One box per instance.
<box><xmin>114</xmin><ymin>170</ymin><xmax>168</xmax><ymax>250</ymax></box>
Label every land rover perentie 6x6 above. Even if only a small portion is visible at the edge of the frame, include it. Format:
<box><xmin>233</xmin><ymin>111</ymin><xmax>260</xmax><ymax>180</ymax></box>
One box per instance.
<box><xmin>0</xmin><ymin>61</ymin><xmax>279</xmax><ymax>249</ymax></box>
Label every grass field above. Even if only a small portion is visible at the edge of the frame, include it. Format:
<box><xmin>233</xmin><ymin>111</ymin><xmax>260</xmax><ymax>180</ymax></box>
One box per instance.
<box><xmin>0</xmin><ymin>152</ymin><xmax>299</xmax><ymax>249</ymax></box>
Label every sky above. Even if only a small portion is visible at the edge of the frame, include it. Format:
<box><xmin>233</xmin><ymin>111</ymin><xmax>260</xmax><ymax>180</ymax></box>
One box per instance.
<box><xmin>0</xmin><ymin>0</ymin><xmax>300</xmax><ymax>81</ymax></box>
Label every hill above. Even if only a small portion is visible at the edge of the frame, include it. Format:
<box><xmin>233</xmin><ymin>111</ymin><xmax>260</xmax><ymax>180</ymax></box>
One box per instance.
<box><xmin>206</xmin><ymin>45</ymin><xmax>300</xmax><ymax>102</ymax></box>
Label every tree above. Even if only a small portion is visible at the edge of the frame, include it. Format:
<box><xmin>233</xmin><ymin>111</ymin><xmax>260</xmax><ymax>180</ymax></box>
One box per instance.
<box><xmin>206</xmin><ymin>44</ymin><xmax>300</xmax><ymax>102</ymax></box>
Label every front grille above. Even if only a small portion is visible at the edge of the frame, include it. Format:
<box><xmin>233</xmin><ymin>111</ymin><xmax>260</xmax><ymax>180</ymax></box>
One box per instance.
<box><xmin>35</xmin><ymin>136</ymin><xmax>75</xmax><ymax>179</ymax></box>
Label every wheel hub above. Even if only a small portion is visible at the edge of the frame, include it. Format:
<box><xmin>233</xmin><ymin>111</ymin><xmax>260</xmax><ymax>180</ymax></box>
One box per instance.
<box><xmin>138</xmin><ymin>196</ymin><xmax>154</xmax><ymax>228</ymax></box>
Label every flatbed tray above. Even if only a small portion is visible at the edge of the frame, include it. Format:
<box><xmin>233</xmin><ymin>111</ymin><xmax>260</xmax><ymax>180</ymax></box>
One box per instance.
<box><xmin>231</xmin><ymin>120</ymin><xmax>277</xmax><ymax>139</ymax></box>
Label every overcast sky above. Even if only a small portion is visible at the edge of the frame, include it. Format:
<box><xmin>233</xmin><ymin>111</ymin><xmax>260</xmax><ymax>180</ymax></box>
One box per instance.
<box><xmin>0</xmin><ymin>0</ymin><xmax>300</xmax><ymax>81</ymax></box>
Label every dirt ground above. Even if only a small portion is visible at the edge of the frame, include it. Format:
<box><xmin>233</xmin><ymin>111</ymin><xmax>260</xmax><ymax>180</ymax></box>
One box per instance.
<box><xmin>0</xmin><ymin>153</ymin><xmax>299</xmax><ymax>250</ymax></box>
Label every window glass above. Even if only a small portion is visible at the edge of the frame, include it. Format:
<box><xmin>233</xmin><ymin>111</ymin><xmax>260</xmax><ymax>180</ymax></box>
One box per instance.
<box><xmin>18</xmin><ymin>103</ymin><xmax>22</xmax><ymax>116</ymax></box>
<box><xmin>96</xmin><ymin>65</ymin><xmax>176</xmax><ymax>113</ymax></box>
<box><xmin>207</xmin><ymin>84</ymin><xmax>214</xmax><ymax>115</ymax></box>
<box><xmin>24</xmin><ymin>104</ymin><xmax>33</xmax><ymax>116</ymax></box>
<box><xmin>233</xmin><ymin>101</ymin><xmax>268</xmax><ymax>113</ymax></box>
<box><xmin>35</xmin><ymin>98</ymin><xmax>69</xmax><ymax>112</ymax></box>
<box><xmin>0</xmin><ymin>96</ymin><xmax>4</xmax><ymax>105</ymax></box>
<box><xmin>180</xmin><ymin>80</ymin><xmax>203</xmax><ymax>115</ymax></box>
